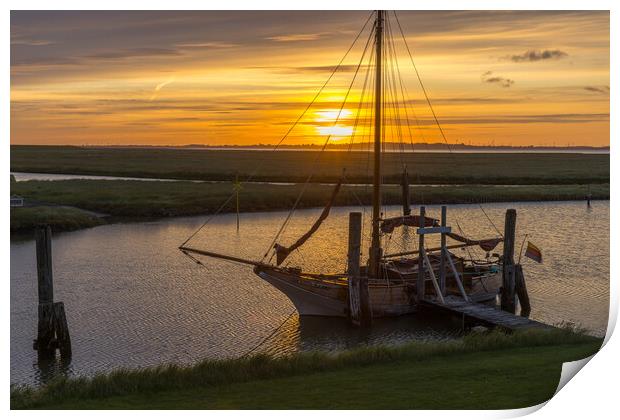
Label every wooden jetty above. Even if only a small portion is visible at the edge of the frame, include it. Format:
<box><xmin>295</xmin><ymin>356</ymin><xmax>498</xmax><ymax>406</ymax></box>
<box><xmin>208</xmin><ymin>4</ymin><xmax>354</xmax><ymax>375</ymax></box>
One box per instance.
<box><xmin>420</xmin><ymin>296</ymin><xmax>553</xmax><ymax>332</ymax></box>
<box><xmin>416</xmin><ymin>206</ymin><xmax>554</xmax><ymax>332</ymax></box>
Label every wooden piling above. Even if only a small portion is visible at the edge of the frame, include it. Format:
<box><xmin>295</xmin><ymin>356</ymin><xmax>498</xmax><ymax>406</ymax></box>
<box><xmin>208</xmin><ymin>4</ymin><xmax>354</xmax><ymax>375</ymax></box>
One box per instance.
<box><xmin>401</xmin><ymin>167</ymin><xmax>411</xmax><ymax>216</ymax></box>
<box><xmin>439</xmin><ymin>205</ymin><xmax>447</xmax><ymax>295</ymax></box>
<box><xmin>347</xmin><ymin>212</ymin><xmax>371</xmax><ymax>326</ymax></box>
<box><xmin>33</xmin><ymin>225</ymin><xmax>71</xmax><ymax>358</ymax></box>
<box><xmin>347</xmin><ymin>212</ymin><xmax>362</xmax><ymax>326</ymax></box>
<box><xmin>514</xmin><ymin>264</ymin><xmax>531</xmax><ymax>318</ymax></box>
<box><xmin>35</xmin><ymin>226</ymin><xmax>55</xmax><ymax>355</ymax></box>
<box><xmin>501</xmin><ymin>209</ymin><xmax>517</xmax><ymax>313</ymax></box>
<box><xmin>53</xmin><ymin>302</ymin><xmax>72</xmax><ymax>358</ymax></box>
<box><xmin>417</xmin><ymin>206</ymin><xmax>426</xmax><ymax>302</ymax></box>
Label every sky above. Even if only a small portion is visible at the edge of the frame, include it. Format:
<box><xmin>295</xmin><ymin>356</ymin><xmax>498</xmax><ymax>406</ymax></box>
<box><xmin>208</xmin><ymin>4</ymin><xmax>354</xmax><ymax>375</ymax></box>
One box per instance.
<box><xmin>10</xmin><ymin>10</ymin><xmax>610</xmax><ymax>147</ymax></box>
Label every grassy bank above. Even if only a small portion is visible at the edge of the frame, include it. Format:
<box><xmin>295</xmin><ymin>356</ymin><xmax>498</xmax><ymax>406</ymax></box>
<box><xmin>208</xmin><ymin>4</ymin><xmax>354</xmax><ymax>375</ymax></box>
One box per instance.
<box><xmin>10</xmin><ymin>206</ymin><xmax>104</xmax><ymax>233</ymax></box>
<box><xmin>11</xmin><ymin>146</ymin><xmax>609</xmax><ymax>185</ymax></box>
<box><xmin>11</xmin><ymin>180</ymin><xmax>608</xmax><ymax>221</ymax></box>
<box><xmin>11</xmin><ymin>329</ymin><xmax>601</xmax><ymax>409</ymax></box>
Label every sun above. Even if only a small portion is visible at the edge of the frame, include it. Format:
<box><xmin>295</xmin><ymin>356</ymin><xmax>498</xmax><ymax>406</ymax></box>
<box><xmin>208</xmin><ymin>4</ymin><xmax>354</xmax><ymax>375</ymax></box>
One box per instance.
<box><xmin>314</xmin><ymin>109</ymin><xmax>354</xmax><ymax>140</ymax></box>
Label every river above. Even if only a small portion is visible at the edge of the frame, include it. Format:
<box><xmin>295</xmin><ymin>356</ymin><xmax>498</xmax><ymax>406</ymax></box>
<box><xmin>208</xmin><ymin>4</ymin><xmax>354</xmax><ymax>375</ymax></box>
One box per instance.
<box><xmin>10</xmin><ymin>201</ymin><xmax>609</xmax><ymax>386</ymax></box>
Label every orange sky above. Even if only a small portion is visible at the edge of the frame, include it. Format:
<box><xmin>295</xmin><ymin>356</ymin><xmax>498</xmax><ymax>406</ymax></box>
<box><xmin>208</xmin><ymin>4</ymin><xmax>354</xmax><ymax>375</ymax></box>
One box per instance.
<box><xmin>10</xmin><ymin>11</ymin><xmax>610</xmax><ymax>147</ymax></box>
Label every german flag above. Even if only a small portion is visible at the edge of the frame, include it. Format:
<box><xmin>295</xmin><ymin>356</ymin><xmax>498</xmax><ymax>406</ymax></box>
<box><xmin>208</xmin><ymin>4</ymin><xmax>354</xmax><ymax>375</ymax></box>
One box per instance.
<box><xmin>525</xmin><ymin>241</ymin><xmax>543</xmax><ymax>263</ymax></box>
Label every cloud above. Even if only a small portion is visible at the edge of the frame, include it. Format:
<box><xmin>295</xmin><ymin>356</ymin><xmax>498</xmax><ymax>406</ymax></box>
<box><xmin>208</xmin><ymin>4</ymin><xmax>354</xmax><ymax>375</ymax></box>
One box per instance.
<box><xmin>509</xmin><ymin>49</ymin><xmax>568</xmax><ymax>62</ymax></box>
<box><xmin>176</xmin><ymin>42</ymin><xmax>238</xmax><ymax>49</ymax></box>
<box><xmin>481</xmin><ymin>71</ymin><xmax>514</xmax><ymax>88</ymax></box>
<box><xmin>150</xmin><ymin>76</ymin><xmax>176</xmax><ymax>101</ymax></box>
<box><xmin>85</xmin><ymin>48</ymin><xmax>182</xmax><ymax>60</ymax></box>
<box><xmin>11</xmin><ymin>38</ymin><xmax>54</xmax><ymax>46</ymax></box>
<box><xmin>250</xmin><ymin>64</ymin><xmax>365</xmax><ymax>73</ymax></box>
<box><xmin>265</xmin><ymin>32</ymin><xmax>328</xmax><ymax>42</ymax></box>
<box><xmin>583</xmin><ymin>85</ymin><xmax>610</xmax><ymax>94</ymax></box>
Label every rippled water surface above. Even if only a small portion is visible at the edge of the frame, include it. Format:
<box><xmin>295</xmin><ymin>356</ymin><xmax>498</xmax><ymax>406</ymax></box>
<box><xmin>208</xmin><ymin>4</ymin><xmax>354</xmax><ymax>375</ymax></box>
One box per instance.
<box><xmin>11</xmin><ymin>201</ymin><xmax>609</xmax><ymax>386</ymax></box>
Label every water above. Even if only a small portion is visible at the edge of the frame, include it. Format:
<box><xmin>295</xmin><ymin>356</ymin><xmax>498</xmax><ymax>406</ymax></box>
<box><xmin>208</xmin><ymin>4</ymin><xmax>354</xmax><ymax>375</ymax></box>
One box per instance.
<box><xmin>10</xmin><ymin>201</ymin><xmax>609</xmax><ymax>386</ymax></box>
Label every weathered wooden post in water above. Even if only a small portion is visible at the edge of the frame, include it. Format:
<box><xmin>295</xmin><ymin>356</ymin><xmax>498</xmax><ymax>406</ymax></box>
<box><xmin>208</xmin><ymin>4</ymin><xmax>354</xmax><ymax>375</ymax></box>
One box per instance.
<box><xmin>514</xmin><ymin>264</ymin><xmax>531</xmax><ymax>317</ymax></box>
<box><xmin>347</xmin><ymin>212</ymin><xmax>371</xmax><ymax>327</ymax></box>
<box><xmin>501</xmin><ymin>210</ymin><xmax>517</xmax><ymax>314</ymax></box>
<box><xmin>33</xmin><ymin>226</ymin><xmax>71</xmax><ymax>359</ymax></box>
<box><xmin>417</xmin><ymin>206</ymin><xmax>426</xmax><ymax>302</ymax></box>
<box><xmin>439</xmin><ymin>205</ymin><xmax>447</xmax><ymax>295</ymax></box>
<box><xmin>401</xmin><ymin>167</ymin><xmax>411</xmax><ymax>216</ymax></box>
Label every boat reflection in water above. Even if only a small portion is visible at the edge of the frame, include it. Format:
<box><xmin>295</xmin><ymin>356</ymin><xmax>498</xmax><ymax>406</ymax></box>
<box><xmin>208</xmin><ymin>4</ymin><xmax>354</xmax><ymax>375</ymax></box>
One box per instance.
<box><xmin>252</xmin><ymin>312</ymin><xmax>463</xmax><ymax>358</ymax></box>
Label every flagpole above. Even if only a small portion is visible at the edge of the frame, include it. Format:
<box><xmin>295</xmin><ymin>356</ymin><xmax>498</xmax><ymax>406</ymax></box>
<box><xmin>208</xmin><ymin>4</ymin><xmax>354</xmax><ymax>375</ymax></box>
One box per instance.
<box><xmin>517</xmin><ymin>234</ymin><xmax>528</xmax><ymax>264</ymax></box>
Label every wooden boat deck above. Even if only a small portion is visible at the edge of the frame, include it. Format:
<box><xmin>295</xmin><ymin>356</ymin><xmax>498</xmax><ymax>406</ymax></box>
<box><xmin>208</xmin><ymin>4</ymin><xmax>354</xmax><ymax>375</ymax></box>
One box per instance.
<box><xmin>420</xmin><ymin>295</ymin><xmax>555</xmax><ymax>332</ymax></box>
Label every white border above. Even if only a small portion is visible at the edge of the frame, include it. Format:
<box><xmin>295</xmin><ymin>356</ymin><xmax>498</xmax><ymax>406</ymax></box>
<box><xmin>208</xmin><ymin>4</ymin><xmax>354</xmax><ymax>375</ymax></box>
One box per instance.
<box><xmin>3</xmin><ymin>1</ymin><xmax>616</xmax><ymax>418</ymax></box>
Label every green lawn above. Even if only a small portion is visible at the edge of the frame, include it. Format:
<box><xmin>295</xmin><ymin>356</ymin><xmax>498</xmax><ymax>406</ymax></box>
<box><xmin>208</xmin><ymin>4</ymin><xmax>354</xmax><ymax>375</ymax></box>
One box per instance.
<box><xmin>12</xmin><ymin>330</ymin><xmax>602</xmax><ymax>409</ymax></box>
<box><xmin>11</xmin><ymin>146</ymin><xmax>609</xmax><ymax>185</ymax></box>
<box><xmin>18</xmin><ymin>344</ymin><xmax>599</xmax><ymax>410</ymax></box>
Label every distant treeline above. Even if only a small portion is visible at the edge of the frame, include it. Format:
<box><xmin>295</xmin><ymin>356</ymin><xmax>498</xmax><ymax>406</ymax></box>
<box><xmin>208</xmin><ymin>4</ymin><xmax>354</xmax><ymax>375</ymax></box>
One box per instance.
<box><xmin>17</xmin><ymin>143</ymin><xmax>609</xmax><ymax>152</ymax></box>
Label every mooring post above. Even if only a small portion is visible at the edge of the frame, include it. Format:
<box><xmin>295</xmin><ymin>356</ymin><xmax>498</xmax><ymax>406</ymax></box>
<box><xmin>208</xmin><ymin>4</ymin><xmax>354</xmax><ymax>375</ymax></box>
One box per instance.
<box><xmin>501</xmin><ymin>209</ymin><xmax>517</xmax><ymax>313</ymax></box>
<box><xmin>401</xmin><ymin>167</ymin><xmax>411</xmax><ymax>216</ymax></box>
<box><xmin>347</xmin><ymin>212</ymin><xmax>362</xmax><ymax>326</ymax></box>
<box><xmin>417</xmin><ymin>206</ymin><xmax>426</xmax><ymax>302</ymax></box>
<box><xmin>34</xmin><ymin>225</ymin><xmax>71</xmax><ymax>358</ymax></box>
<box><xmin>53</xmin><ymin>302</ymin><xmax>72</xmax><ymax>358</ymax></box>
<box><xmin>514</xmin><ymin>264</ymin><xmax>531</xmax><ymax>318</ymax></box>
<box><xmin>35</xmin><ymin>226</ymin><xmax>55</xmax><ymax>356</ymax></box>
<box><xmin>439</xmin><ymin>205</ymin><xmax>447</xmax><ymax>295</ymax></box>
<box><xmin>347</xmin><ymin>212</ymin><xmax>371</xmax><ymax>327</ymax></box>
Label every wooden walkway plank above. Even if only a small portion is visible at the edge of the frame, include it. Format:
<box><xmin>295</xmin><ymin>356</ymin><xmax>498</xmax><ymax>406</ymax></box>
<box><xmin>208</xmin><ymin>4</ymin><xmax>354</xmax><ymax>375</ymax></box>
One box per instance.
<box><xmin>421</xmin><ymin>296</ymin><xmax>554</xmax><ymax>331</ymax></box>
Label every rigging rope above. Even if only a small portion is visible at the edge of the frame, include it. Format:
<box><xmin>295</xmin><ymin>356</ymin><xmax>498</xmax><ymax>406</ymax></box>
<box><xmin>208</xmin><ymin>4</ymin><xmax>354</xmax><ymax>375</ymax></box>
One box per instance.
<box><xmin>264</xmin><ymin>19</ymin><xmax>377</xmax><ymax>262</ymax></box>
<box><xmin>180</xmin><ymin>11</ymin><xmax>375</xmax><ymax>249</ymax></box>
<box><xmin>392</xmin><ymin>11</ymin><xmax>501</xmax><ymax>257</ymax></box>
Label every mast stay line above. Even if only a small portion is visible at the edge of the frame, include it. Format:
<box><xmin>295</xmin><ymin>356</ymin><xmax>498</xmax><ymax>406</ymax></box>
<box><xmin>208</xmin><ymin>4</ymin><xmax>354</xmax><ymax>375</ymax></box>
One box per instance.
<box><xmin>180</xmin><ymin>246</ymin><xmax>270</xmax><ymax>268</ymax></box>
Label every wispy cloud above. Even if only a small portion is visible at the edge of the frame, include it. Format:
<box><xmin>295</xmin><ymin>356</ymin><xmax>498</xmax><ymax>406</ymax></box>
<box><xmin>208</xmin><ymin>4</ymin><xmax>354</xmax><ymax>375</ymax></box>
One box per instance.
<box><xmin>150</xmin><ymin>76</ymin><xmax>176</xmax><ymax>101</ymax></box>
<box><xmin>265</xmin><ymin>32</ymin><xmax>328</xmax><ymax>42</ymax></box>
<box><xmin>508</xmin><ymin>49</ymin><xmax>568</xmax><ymax>62</ymax></box>
<box><xmin>86</xmin><ymin>48</ymin><xmax>182</xmax><ymax>60</ymax></box>
<box><xmin>249</xmin><ymin>64</ymin><xmax>365</xmax><ymax>73</ymax></box>
<box><xmin>481</xmin><ymin>71</ymin><xmax>514</xmax><ymax>88</ymax></box>
<box><xmin>177</xmin><ymin>41</ymin><xmax>238</xmax><ymax>49</ymax></box>
<box><xmin>11</xmin><ymin>38</ymin><xmax>55</xmax><ymax>46</ymax></box>
<box><xmin>583</xmin><ymin>85</ymin><xmax>610</xmax><ymax>94</ymax></box>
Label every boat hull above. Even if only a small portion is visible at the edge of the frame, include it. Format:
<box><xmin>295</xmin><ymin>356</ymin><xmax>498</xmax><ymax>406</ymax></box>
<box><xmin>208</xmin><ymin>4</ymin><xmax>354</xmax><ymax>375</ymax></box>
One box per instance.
<box><xmin>256</xmin><ymin>265</ymin><xmax>501</xmax><ymax>318</ymax></box>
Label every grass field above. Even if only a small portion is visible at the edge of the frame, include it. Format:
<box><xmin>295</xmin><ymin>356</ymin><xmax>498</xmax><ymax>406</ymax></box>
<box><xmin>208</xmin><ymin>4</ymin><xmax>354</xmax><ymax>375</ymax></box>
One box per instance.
<box><xmin>11</xmin><ymin>180</ymin><xmax>608</xmax><ymax>221</ymax></box>
<box><xmin>11</xmin><ymin>146</ymin><xmax>610</xmax><ymax>185</ymax></box>
<box><xmin>11</xmin><ymin>329</ymin><xmax>601</xmax><ymax>409</ymax></box>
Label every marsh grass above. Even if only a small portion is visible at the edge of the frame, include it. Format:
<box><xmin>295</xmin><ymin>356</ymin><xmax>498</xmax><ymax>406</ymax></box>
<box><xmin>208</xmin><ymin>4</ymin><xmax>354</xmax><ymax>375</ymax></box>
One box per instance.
<box><xmin>11</xmin><ymin>327</ymin><xmax>601</xmax><ymax>409</ymax></box>
<box><xmin>11</xmin><ymin>180</ymin><xmax>609</xmax><ymax>220</ymax></box>
<box><xmin>11</xmin><ymin>146</ymin><xmax>609</xmax><ymax>185</ymax></box>
<box><xmin>10</xmin><ymin>206</ymin><xmax>104</xmax><ymax>233</ymax></box>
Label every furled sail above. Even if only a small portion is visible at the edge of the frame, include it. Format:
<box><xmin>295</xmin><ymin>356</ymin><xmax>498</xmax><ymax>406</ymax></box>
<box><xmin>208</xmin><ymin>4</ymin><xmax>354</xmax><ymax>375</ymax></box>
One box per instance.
<box><xmin>446</xmin><ymin>232</ymin><xmax>503</xmax><ymax>252</ymax></box>
<box><xmin>380</xmin><ymin>215</ymin><xmax>439</xmax><ymax>233</ymax></box>
<box><xmin>380</xmin><ymin>214</ymin><xmax>502</xmax><ymax>252</ymax></box>
<box><xmin>274</xmin><ymin>180</ymin><xmax>342</xmax><ymax>265</ymax></box>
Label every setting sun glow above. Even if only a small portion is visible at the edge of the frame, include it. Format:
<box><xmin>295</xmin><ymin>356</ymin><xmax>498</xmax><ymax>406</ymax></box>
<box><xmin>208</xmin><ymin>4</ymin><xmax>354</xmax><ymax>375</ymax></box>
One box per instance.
<box><xmin>10</xmin><ymin>11</ymin><xmax>610</xmax><ymax>147</ymax></box>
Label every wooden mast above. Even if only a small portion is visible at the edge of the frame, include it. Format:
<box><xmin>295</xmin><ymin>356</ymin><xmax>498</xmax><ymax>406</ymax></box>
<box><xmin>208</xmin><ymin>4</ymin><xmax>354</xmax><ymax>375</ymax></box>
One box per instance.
<box><xmin>369</xmin><ymin>10</ymin><xmax>384</xmax><ymax>278</ymax></box>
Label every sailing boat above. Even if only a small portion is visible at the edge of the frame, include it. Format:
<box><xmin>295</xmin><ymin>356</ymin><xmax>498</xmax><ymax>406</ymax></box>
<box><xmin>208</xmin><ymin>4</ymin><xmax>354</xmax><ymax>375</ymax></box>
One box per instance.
<box><xmin>180</xmin><ymin>11</ymin><xmax>505</xmax><ymax>319</ymax></box>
